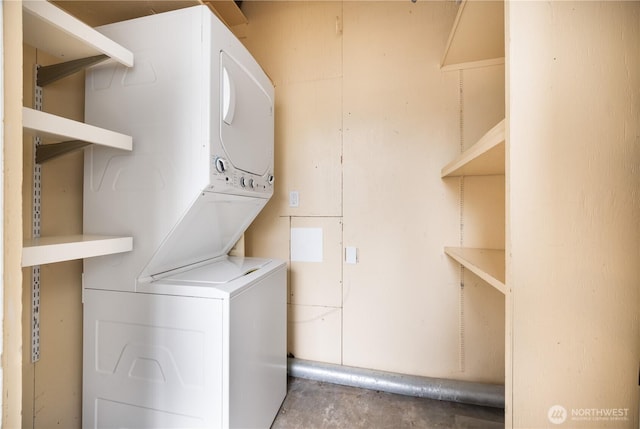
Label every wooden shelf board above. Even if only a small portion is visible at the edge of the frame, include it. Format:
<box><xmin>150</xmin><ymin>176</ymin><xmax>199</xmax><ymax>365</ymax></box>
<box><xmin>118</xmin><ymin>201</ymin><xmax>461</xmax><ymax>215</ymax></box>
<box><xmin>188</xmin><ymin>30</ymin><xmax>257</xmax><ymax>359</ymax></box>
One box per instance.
<box><xmin>203</xmin><ymin>0</ymin><xmax>248</xmax><ymax>27</ymax></box>
<box><xmin>52</xmin><ymin>1</ymin><xmax>199</xmax><ymax>27</ymax></box>
<box><xmin>441</xmin><ymin>119</ymin><xmax>505</xmax><ymax>177</ymax></box>
<box><xmin>52</xmin><ymin>1</ymin><xmax>247</xmax><ymax>29</ymax></box>
<box><xmin>445</xmin><ymin>247</ymin><xmax>506</xmax><ymax>294</ymax></box>
<box><xmin>441</xmin><ymin>57</ymin><xmax>505</xmax><ymax>73</ymax></box>
<box><xmin>441</xmin><ymin>0</ymin><xmax>504</xmax><ymax>69</ymax></box>
<box><xmin>23</xmin><ymin>107</ymin><xmax>132</xmax><ymax>151</ymax></box>
<box><xmin>22</xmin><ymin>235</ymin><xmax>133</xmax><ymax>267</ymax></box>
<box><xmin>23</xmin><ymin>0</ymin><xmax>133</xmax><ymax>66</ymax></box>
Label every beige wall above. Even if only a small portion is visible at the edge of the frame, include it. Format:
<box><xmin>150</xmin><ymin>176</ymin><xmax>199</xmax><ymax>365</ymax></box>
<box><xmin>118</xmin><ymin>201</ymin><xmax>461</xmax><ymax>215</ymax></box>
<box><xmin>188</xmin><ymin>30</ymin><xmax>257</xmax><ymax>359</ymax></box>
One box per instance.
<box><xmin>9</xmin><ymin>1</ymin><xmax>502</xmax><ymax>427</ymax></box>
<box><xmin>243</xmin><ymin>1</ymin><xmax>506</xmax><ymax>384</ymax></box>
<box><xmin>8</xmin><ymin>1</ymin><xmax>639</xmax><ymax>428</ymax></box>
<box><xmin>3</xmin><ymin>1</ymin><xmax>24</xmax><ymax>427</ymax></box>
<box><xmin>507</xmin><ymin>1</ymin><xmax>640</xmax><ymax>427</ymax></box>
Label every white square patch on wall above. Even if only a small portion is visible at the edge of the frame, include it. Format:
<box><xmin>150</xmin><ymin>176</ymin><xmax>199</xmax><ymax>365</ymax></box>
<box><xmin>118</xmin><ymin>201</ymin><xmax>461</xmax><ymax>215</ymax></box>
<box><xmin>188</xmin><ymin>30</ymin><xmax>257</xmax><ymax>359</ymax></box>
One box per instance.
<box><xmin>290</xmin><ymin>227</ymin><xmax>323</xmax><ymax>262</ymax></box>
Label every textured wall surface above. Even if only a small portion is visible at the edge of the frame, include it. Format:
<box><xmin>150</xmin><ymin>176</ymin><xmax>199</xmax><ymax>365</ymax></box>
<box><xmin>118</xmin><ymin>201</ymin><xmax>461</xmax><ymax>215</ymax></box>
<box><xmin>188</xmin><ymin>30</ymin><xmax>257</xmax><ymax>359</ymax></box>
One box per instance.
<box><xmin>507</xmin><ymin>1</ymin><xmax>640</xmax><ymax>427</ymax></box>
<box><xmin>243</xmin><ymin>1</ymin><xmax>506</xmax><ymax>384</ymax></box>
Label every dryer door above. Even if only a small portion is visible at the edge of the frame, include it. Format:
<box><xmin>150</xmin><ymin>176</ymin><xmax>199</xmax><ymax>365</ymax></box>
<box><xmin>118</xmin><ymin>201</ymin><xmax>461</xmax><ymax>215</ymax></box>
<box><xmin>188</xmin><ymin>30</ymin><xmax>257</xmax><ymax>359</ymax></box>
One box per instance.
<box><xmin>220</xmin><ymin>51</ymin><xmax>274</xmax><ymax>176</ymax></box>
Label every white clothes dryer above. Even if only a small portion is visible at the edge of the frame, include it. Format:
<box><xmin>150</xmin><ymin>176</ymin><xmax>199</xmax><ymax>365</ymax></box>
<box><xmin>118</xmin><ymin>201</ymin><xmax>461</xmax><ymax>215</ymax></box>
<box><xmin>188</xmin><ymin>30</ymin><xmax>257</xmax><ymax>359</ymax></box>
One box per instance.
<box><xmin>83</xmin><ymin>5</ymin><xmax>275</xmax><ymax>292</ymax></box>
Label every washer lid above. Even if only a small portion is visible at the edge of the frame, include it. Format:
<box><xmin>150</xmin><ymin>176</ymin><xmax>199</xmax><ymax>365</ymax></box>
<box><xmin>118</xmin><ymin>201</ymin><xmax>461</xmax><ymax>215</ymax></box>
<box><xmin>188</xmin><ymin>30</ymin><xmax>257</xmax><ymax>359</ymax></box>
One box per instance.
<box><xmin>161</xmin><ymin>257</ymin><xmax>270</xmax><ymax>285</ymax></box>
<box><xmin>140</xmin><ymin>192</ymin><xmax>267</xmax><ymax>281</ymax></box>
<box><xmin>220</xmin><ymin>51</ymin><xmax>274</xmax><ymax>176</ymax></box>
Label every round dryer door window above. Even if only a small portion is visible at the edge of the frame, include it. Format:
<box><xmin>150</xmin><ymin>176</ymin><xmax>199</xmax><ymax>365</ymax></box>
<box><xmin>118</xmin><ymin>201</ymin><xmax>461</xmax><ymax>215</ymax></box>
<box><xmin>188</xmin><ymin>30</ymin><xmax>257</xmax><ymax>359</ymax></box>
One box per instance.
<box><xmin>219</xmin><ymin>51</ymin><xmax>274</xmax><ymax>176</ymax></box>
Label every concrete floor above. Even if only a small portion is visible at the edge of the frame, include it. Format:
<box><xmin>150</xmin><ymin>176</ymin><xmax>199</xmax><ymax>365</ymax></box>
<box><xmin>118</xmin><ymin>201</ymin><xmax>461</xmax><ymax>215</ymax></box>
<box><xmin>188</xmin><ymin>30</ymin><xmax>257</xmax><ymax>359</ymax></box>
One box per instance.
<box><xmin>271</xmin><ymin>377</ymin><xmax>504</xmax><ymax>429</ymax></box>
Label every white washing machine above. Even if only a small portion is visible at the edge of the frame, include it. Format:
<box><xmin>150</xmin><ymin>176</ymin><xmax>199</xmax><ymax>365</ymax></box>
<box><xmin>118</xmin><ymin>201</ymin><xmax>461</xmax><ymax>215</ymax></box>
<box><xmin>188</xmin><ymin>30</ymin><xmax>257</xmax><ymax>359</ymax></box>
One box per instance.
<box><xmin>83</xmin><ymin>257</ymin><xmax>286</xmax><ymax>428</ymax></box>
<box><xmin>82</xmin><ymin>6</ymin><xmax>285</xmax><ymax>428</ymax></box>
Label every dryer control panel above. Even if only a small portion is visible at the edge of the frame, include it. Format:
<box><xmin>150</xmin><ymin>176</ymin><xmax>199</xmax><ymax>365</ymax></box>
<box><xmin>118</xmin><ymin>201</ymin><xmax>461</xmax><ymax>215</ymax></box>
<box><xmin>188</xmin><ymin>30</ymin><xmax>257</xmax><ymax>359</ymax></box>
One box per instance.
<box><xmin>208</xmin><ymin>155</ymin><xmax>274</xmax><ymax>197</ymax></box>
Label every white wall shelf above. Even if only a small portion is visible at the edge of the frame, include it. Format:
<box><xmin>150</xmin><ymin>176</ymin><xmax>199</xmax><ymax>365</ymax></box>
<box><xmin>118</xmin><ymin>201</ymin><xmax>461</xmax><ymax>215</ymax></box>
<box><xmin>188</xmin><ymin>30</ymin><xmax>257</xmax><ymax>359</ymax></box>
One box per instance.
<box><xmin>23</xmin><ymin>107</ymin><xmax>132</xmax><ymax>151</ymax></box>
<box><xmin>441</xmin><ymin>0</ymin><xmax>508</xmax><ymax>418</ymax></box>
<box><xmin>23</xmin><ymin>0</ymin><xmax>134</xmax><ymax>66</ymax></box>
<box><xmin>440</xmin><ymin>0</ymin><xmax>504</xmax><ymax>71</ymax></box>
<box><xmin>444</xmin><ymin>247</ymin><xmax>506</xmax><ymax>295</ymax></box>
<box><xmin>22</xmin><ymin>2</ymin><xmax>135</xmax><ymax>270</ymax></box>
<box><xmin>441</xmin><ymin>119</ymin><xmax>505</xmax><ymax>178</ymax></box>
<box><xmin>22</xmin><ymin>235</ymin><xmax>133</xmax><ymax>267</ymax></box>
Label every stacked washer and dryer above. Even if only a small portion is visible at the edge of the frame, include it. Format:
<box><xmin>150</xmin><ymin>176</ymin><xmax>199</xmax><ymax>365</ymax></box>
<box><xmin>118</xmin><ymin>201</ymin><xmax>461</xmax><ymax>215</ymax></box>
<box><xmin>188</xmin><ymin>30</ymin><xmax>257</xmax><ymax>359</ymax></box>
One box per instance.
<box><xmin>82</xmin><ymin>6</ymin><xmax>286</xmax><ymax>428</ymax></box>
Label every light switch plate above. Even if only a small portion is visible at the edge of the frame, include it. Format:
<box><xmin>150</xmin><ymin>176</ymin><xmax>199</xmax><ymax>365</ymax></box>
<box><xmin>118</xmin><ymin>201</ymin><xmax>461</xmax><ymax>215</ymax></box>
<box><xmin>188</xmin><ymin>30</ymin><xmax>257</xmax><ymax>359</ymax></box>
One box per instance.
<box><xmin>345</xmin><ymin>246</ymin><xmax>358</xmax><ymax>264</ymax></box>
<box><xmin>289</xmin><ymin>191</ymin><xmax>299</xmax><ymax>208</ymax></box>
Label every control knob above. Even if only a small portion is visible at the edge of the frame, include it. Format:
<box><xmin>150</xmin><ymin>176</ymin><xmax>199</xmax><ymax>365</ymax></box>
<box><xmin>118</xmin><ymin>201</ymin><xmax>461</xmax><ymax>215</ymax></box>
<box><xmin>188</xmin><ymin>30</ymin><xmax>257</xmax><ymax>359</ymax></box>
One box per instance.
<box><xmin>214</xmin><ymin>157</ymin><xmax>227</xmax><ymax>173</ymax></box>
<box><xmin>240</xmin><ymin>177</ymin><xmax>256</xmax><ymax>189</ymax></box>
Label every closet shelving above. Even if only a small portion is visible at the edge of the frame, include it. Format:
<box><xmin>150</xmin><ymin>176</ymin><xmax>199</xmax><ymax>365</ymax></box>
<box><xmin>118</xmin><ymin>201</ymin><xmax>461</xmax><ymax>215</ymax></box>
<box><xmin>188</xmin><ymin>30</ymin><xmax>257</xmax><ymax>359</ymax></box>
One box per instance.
<box><xmin>441</xmin><ymin>119</ymin><xmax>506</xmax><ymax>294</ymax></box>
<box><xmin>444</xmin><ymin>247</ymin><xmax>506</xmax><ymax>294</ymax></box>
<box><xmin>441</xmin><ymin>119</ymin><xmax>504</xmax><ymax>177</ymax></box>
<box><xmin>21</xmin><ymin>0</ymin><xmax>134</xmax><ymax>267</ymax></box>
<box><xmin>22</xmin><ymin>107</ymin><xmax>132</xmax><ymax>152</ymax></box>
<box><xmin>22</xmin><ymin>235</ymin><xmax>133</xmax><ymax>267</ymax></box>
<box><xmin>23</xmin><ymin>0</ymin><xmax>134</xmax><ymax>66</ymax></box>
<box><xmin>440</xmin><ymin>0</ymin><xmax>505</xmax><ymax>71</ymax></box>
<box><xmin>441</xmin><ymin>0</ymin><xmax>506</xmax><ymax>296</ymax></box>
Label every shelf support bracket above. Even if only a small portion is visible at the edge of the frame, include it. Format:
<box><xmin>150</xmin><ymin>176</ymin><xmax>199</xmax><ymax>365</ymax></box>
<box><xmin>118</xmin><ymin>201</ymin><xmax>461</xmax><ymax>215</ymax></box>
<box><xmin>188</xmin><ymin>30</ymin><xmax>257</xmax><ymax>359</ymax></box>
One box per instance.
<box><xmin>36</xmin><ymin>140</ymin><xmax>92</xmax><ymax>164</ymax></box>
<box><xmin>37</xmin><ymin>54</ymin><xmax>108</xmax><ymax>87</ymax></box>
